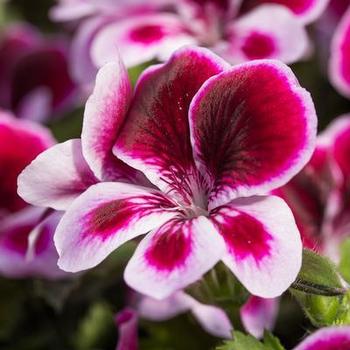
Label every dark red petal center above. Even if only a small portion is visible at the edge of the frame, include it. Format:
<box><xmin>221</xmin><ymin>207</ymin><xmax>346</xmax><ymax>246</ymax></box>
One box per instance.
<box><xmin>129</xmin><ymin>24</ymin><xmax>166</xmax><ymax>44</ymax></box>
<box><xmin>241</xmin><ymin>32</ymin><xmax>276</xmax><ymax>60</ymax></box>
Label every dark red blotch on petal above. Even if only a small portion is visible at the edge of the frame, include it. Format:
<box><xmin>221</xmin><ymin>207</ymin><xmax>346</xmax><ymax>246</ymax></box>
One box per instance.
<box><xmin>241</xmin><ymin>32</ymin><xmax>276</xmax><ymax>60</ymax></box>
<box><xmin>129</xmin><ymin>24</ymin><xmax>166</xmax><ymax>44</ymax></box>
<box><xmin>145</xmin><ymin>220</ymin><xmax>192</xmax><ymax>271</ymax></box>
<box><xmin>213</xmin><ymin>210</ymin><xmax>272</xmax><ymax>262</ymax></box>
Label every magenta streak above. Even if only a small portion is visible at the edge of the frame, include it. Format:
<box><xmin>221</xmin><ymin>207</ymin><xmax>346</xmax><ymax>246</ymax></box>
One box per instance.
<box><xmin>145</xmin><ymin>220</ymin><xmax>192</xmax><ymax>272</ymax></box>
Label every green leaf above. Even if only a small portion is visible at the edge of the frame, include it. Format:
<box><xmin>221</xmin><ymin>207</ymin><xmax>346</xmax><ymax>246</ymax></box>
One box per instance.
<box><xmin>263</xmin><ymin>332</ymin><xmax>285</xmax><ymax>350</ymax></box>
<box><xmin>216</xmin><ymin>331</ymin><xmax>266</xmax><ymax>350</ymax></box>
<box><xmin>291</xmin><ymin>249</ymin><xmax>345</xmax><ymax>296</ymax></box>
<box><xmin>339</xmin><ymin>238</ymin><xmax>350</xmax><ymax>284</ymax></box>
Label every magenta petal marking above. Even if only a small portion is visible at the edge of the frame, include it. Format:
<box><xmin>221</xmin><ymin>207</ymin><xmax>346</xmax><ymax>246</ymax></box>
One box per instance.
<box><xmin>241</xmin><ymin>32</ymin><xmax>276</xmax><ymax>59</ymax></box>
<box><xmin>84</xmin><ymin>194</ymin><xmax>175</xmax><ymax>241</ymax></box>
<box><xmin>145</xmin><ymin>220</ymin><xmax>192</xmax><ymax>271</ymax></box>
<box><xmin>212</xmin><ymin>209</ymin><xmax>272</xmax><ymax>262</ymax></box>
<box><xmin>129</xmin><ymin>24</ymin><xmax>166</xmax><ymax>44</ymax></box>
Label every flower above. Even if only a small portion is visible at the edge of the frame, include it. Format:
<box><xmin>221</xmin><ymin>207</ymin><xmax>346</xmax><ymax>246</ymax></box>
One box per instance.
<box><xmin>0</xmin><ymin>110</ymin><xmax>65</xmax><ymax>279</ymax></box>
<box><xmin>51</xmin><ymin>0</ymin><xmax>314</xmax><ymax>88</ymax></box>
<box><xmin>19</xmin><ymin>46</ymin><xmax>317</xmax><ymax>299</ymax></box>
<box><xmin>294</xmin><ymin>326</ymin><xmax>350</xmax><ymax>350</ymax></box>
<box><xmin>0</xmin><ymin>23</ymin><xmax>76</xmax><ymax>121</ymax></box>
<box><xmin>274</xmin><ymin>115</ymin><xmax>350</xmax><ymax>260</ymax></box>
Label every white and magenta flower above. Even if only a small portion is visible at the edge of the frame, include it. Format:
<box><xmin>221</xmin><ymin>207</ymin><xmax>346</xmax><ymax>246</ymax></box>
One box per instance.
<box><xmin>0</xmin><ymin>110</ymin><xmax>65</xmax><ymax>279</ymax></box>
<box><xmin>294</xmin><ymin>326</ymin><xmax>350</xmax><ymax>350</ymax></box>
<box><xmin>275</xmin><ymin>115</ymin><xmax>350</xmax><ymax>259</ymax></box>
<box><xmin>52</xmin><ymin>0</ymin><xmax>313</xmax><ymax>88</ymax></box>
<box><xmin>19</xmin><ymin>46</ymin><xmax>317</xmax><ymax>299</ymax></box>
<box><xmin>0</xmin><ymin>23</ymin><xmax>76</xmax><ymax>121</ymax></box>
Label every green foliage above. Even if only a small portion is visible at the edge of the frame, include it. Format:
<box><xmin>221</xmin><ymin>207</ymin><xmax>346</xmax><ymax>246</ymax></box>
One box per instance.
<box><xmin>291</xmin><ymin>249</ymin><xmax>345</xmax><ymax>296</ymax></box>
<box><xmin>216</xmin><ymin>331</ymin><xmax>285</xmax><ymax>350</ymax></box>
<box><xmin>339</xmin><ymin>238</ymin><xmax>350</xmax><ymax>284</ymax></box>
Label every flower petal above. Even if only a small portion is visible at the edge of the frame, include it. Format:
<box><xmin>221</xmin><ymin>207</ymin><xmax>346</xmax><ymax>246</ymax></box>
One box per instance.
<box><xmin>243</xmin><ymin>0</ymin><xmax>330</xmax><ymax>24</ymax></box>
<box><xmin>330</xmin><ymin>7</ymin><xmax>350</xmax><ymax>98</ymax></box>
<box><xmin>91</xmin><ymin>14</ymin><xmax>197</xmax><ymax>69</ymax></box>
<box><xmin>0</xmin><ymin>208</ymin><xmax>67</xmax><ymax>279</ymax></box>
<box><xmin>220</xmin><ymin>5</ymin><xmax>309</xmax><ymax>64</ymax></box>
<box><xmin>18</xmin><ymin>139</ymin><xmax>98</xmax><ymax>211</ymax></box>
<box><xmin>0</xmin><ymin>111</ymin><xmax>54</xmax><ymax>213</ymax></box>
<box><xmin>124</xmin><ymin>216</ymin><xmax>226</xmax><ymax>299</ymax></box>
<box><xmin>240</xmin><ymin>296</ymin><xmax>279</xmax><ymax>338</ymax></box>
<box><xmin>55</xmin><ymin>182</ymin><xmax>178</xmax><ymax>272</ymax></box>
<box><xmin>138</xmin><ymin>290</ymin><xmax>232</xmax><ymax>338</ymax></box>
<box><xmin>114</xmin><ymin>46</ymin><xmax>229</xmax><ymax>203</ymax></box>
<box><xmin>210</xmin><ymin>195</ymin><xmax>302</xmax><ymax>298</ymax></box>
<box><xmin>294</xmin><ymin>326</ymin><xmax>350</xmax><ymax>350</ymax></box>
<box><xmin>82</xmin><ymin>60</ymin><xmax>144</xmax><ymax>183</ymax></box>
<box><xmin>189</xmin><ymin>60</ymin><xmax>317</xmax><ymax>209</ymax></box>
<box><xmin>115</xmin><ymin>308</ymin><xmax>138</xmax><ymax>350</ymax></box>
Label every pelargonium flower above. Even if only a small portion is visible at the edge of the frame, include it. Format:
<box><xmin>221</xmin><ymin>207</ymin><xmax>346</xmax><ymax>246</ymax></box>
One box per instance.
<box><xmin>294</xmin><ymin>326</ymin><xmax>350</xmax><ymax>350</ymax></box>
<box><xmin>19</xmin><ymin>46</ymin><xmax>317</xmax><ymax>299</ymax></box>
<box><xmin>0</xmin><ymin>110</ymin><xmax>65</xmax><ymax>279</ymax></box>
<box><xmin>52</xmin><ymin>0</ymin><xmax>311</xmax><ymax>88</ymax></box>
<box><xmin>137</xmin><ymin>291</ymin><xmax>232</xmax><ymax>338</ymax></box>
<box><xmin>0</xmin><ymin>23</ymin><xmax>76</xmax><ymax>121</ymax></box>
<box><xmin>274</xmin><ymin>115</ymin><xmax>350</xmax><ymax>260</ymax></box>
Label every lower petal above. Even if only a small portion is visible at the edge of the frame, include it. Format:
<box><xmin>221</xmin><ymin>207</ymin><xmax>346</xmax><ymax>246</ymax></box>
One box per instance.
<box><xmin>55</xmin><ymin>182</ymin><xmax>178</xmax><ymax>272</ymax></box>
<box><xmin>124</xmin><ymin>216</ymin><xmax>226</xmax><ymax>299</ymax></box>
<box><xmin>210</xmin><ymin>195</ymin><xmax>302</xmax><ymax>298</ymax></box>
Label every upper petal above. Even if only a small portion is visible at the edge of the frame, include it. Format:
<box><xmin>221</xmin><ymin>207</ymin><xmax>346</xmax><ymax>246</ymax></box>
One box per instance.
<box><xmin>210</xmin><ymin>195</ymin><xmax>302</xmax><ymax>298</ymax></box>
<box><xmin>220</xmin><ymin>5</ymin><xmax>309</xmax><ymax>64</ymax></box>
<box><xmin>189</xmin><ymin>60</ymin><xmax>317</xmax><ymax>209</ymax></box>
<box><xmin>124</xmin><ymin>216</ymin><xmax>226</xmax><ymax>299</ymax></box>
<box><xmin>55</xmin><ymin>182</ymin><xmax>178</xmax><ymax>272</ymax></box>
<box><xmin>82</xmin><ymin>59</ymin><xmax>144</xmax><ymax>183</ymax></box>
<box><xmin>91</xmin><ymin>14</ymin><xmax>197</xmax><ymax>68</ymax></box>
<box><xmin>294</xmin><ymin>326</ymin><xmax>350</xmax><ymax>350</ymax></box>
<box><xmin>329</xmin><ymin>7</ymin><xmax>350</xmax><ymax>98</ymax></box>
<box><xmin>113</xmin><ymin>46</ymin><xmax>229</xmax><ymax>203</ymax></box>
<box><xmin>18</xmin><ymin>139</ymin><xmax>98</xmax><ymax>211</ymax></box>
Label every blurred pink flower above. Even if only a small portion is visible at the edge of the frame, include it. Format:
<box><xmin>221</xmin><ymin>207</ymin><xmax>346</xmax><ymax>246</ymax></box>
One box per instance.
<box><xmin>19</xmin><ymin>46</ymin><xmax>317</xmax><ymax>299</ymax></box>
<box><xmin>51</xmin><ymin>0</ymin><xmax>316</xmax><ymax>88</ymax></box>
<box><xmin>115</xmin><ymin>308</ymin><xmax>138</xmax><ymax>350</ymax></box>
<box><xmin>0</xmin><ymin>110</ymin><xmax>66</xmax><ymax>279</ymax></box>
<box><xmin>0</xmin><ymin>23</ymin><xmax>77</xmax><ymax>121</ymax></box>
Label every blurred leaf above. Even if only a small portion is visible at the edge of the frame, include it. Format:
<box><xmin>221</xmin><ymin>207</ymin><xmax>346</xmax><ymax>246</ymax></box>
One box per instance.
<box><xmin>74</xmin><ymin>302</ymin><xmax>114</xmax><ymax>350</ymax></box>
<box><xmin>291</xmin><ymin>249</ymin><xmax>345</xmax><ymax>296</ymax></box>
<box><xmin>263</xmin><ymin>332</ymin><xmax>285</xmax><ymax>350</ymax></box>
<box><xmin>339</xmin><ymin>238</ymin><xmax>350</xmax><ymax>284</ymax></box>
<box><xmin>128</xmin><ymin>61</ymin><xmax>155</xmax><ymax>86</ymax></box>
